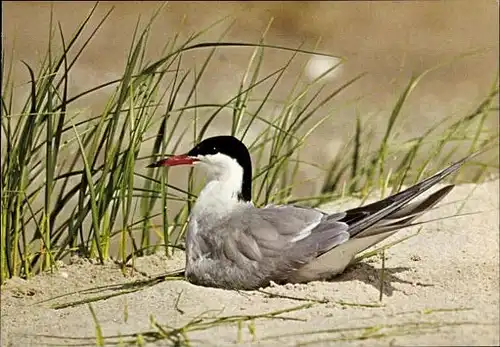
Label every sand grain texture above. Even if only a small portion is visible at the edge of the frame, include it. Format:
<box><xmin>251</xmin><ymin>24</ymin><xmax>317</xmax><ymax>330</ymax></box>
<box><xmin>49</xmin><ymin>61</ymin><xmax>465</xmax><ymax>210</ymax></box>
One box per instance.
<box><xmin>1</xmin><ymin>180</ymin><xmax>499</xmax><ymax>346</ymax></box>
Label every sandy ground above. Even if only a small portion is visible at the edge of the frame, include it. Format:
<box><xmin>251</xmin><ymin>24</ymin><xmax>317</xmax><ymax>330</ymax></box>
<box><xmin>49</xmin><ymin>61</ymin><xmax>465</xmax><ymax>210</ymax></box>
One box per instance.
<box><xmin>1</xmin><ymin>180</ymin><xmax>498</xmax><ymax>346</ymax></box>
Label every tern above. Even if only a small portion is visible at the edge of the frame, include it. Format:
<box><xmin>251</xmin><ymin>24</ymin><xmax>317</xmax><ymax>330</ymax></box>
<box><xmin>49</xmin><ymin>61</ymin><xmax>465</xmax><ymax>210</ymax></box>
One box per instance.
<box><xmin>148</xmin><ymin>135</ymin><xmax>470</xmax><ymax>290</ymax></box>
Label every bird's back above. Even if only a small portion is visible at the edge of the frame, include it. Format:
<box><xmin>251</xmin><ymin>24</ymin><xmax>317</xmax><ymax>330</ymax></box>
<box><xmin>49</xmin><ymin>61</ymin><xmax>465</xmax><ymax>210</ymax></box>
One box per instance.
<box><xmin>185</xmin><ymin>203</ymin><xmax>350</xmax><ymax>289</ymax></box>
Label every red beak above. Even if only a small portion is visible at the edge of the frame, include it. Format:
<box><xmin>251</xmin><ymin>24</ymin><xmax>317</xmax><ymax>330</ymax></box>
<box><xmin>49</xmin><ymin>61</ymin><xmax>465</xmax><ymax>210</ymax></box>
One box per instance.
<box><xmin>147</xmin><ymin>154</ymin><xmax>198</xmax><ymax>168</ymax></box>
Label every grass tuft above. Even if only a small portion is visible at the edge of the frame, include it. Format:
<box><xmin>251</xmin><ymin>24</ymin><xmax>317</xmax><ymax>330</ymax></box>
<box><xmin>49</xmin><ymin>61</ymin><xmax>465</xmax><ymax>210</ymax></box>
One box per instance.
<box><xmin>1</xmin><ymin>2</ymin><xmax>498</xmax><ymax>285</ymax></box>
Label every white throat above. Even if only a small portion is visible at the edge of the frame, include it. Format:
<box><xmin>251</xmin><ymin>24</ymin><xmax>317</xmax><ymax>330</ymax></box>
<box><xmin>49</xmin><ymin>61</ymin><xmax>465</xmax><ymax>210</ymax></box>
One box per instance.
<box><xmin>191</xmin><ymin>153</ymin><xmax>248</xmax><ymax>224</ymax></box>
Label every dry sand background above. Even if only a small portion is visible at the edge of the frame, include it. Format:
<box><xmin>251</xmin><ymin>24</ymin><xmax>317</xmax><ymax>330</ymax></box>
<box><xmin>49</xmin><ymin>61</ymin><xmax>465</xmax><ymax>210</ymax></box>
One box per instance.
<box><xmin>1</xmin><ymin>180</ymin><xmax>499</xmax><ymax>346</ymax></box>
<box><xmin>1</xmin><ymin>2</ymin><xmax>499</xmax><ymax>346</ymax></box>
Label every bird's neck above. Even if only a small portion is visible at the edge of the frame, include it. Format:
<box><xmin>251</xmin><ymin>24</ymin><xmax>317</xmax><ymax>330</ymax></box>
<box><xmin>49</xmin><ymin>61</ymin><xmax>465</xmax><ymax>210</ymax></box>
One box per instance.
<box><xmin>191</xmin><ymin>161</ymin><xmax>251</xmax><ymax>223</ymax></box>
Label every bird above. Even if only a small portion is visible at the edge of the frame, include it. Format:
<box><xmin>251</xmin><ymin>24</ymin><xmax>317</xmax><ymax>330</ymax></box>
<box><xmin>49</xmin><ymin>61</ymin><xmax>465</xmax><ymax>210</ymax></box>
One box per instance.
<box><xmin>147</xmin><ymin>135</ymin><xmax>470</xmax><ymax>290</ymax></box>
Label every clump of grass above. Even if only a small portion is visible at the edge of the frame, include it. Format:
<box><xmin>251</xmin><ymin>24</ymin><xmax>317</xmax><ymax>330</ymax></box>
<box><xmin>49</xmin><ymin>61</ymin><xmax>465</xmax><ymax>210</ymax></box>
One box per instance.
<box><xmin>1</xmin><ymin>2</ymin><xmax>498</xmax><ymax>284</ymax></box>
<box><xmin>88</xmin><ymin>303</ymin><xmax>105</xmax><ymax>347</ymax></box>
<box><xmin>28</xmin><ymin>302</ymin><xmax>493</xmax><ymax>346</ymax></box>
<box><xmin>32</xmin><ymin>303</ymin><xmax>314</xmax><ymax>346</ymax></box>
<box><xmin>317</xmin><ymin>71</ymin><xmax>499</xmax><ymax>207</ymax></box>
<box><xmin>283</xmin><ymin>320</ymin><xmax>496</xmax><ymax>346</ymax></box>
<box><xmin>44</xmin><ymin>270</ymin><xmax>184</xmax><ymax>310</ymax></box>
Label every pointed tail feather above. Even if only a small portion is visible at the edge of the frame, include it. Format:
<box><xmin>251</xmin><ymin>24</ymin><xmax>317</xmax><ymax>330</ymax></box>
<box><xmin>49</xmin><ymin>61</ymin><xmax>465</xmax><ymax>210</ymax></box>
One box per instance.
<box><xmin>293</xmin><ymin>154</ymin><xmax>473</xmax><ymax>283</ymax></box>
<box><xmin>293</xmin><ymin>182</ymin><xmax>457</xmax><ymax>282</ymax></box>
<box><xmin>343</xmin><ymin>154</ymin><xmax>471</xmax><ymax>238</ymax></box>
<box><xmin>356</xmin><ymin>184</ymin><xmax>454</xmax><ymax>238</ymax></box>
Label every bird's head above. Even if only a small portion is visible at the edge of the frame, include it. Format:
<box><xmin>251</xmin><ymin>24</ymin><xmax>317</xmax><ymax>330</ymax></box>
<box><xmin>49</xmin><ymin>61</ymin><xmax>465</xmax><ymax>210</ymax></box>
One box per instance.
<box><xmin>147</xmin><ymin>135</ymin><xmax>253</xmax><ymax>201</ymax></box>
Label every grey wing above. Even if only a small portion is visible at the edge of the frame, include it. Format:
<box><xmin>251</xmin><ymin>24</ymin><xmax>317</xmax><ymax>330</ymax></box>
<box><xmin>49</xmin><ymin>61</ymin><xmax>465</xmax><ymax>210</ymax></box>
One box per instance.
<box><xmin>218</xmin><ymin>154</ymin><xmax>471</xmax><ymax>288</ymax></box>
<box><xmin>292</xmin><ymin>155</ymin><xmax>469</xmax><ymax>282</ymax></box>
<box><xmin>222</xmin><ymin>204</ymin><xmax>349</xmax><ymax>286</ymax></box>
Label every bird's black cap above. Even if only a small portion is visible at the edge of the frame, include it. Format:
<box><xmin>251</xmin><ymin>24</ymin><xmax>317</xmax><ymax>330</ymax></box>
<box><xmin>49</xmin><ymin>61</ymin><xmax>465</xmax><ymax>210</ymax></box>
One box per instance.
<box><xmin>188</xmin><ymin>136</ymin><xmax>253</xmax><ymax>202</ymax></box>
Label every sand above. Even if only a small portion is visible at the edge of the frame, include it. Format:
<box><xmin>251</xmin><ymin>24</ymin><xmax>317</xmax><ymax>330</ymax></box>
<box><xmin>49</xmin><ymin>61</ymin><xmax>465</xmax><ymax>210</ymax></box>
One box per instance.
<box><xmin>1</xmin><ymin>180</ymin><xmax>499</xmax><ymax>346</ymax></box>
